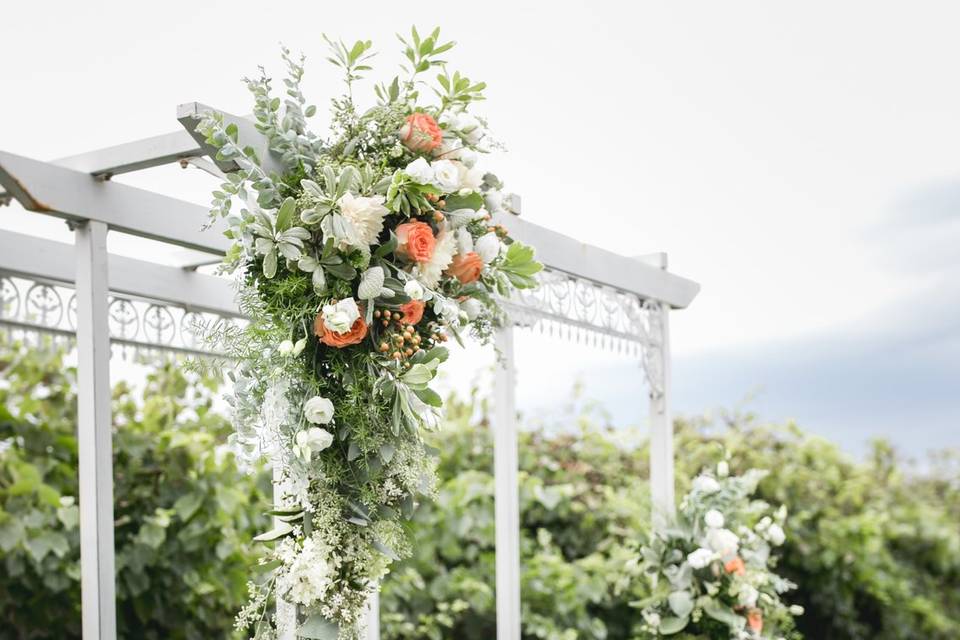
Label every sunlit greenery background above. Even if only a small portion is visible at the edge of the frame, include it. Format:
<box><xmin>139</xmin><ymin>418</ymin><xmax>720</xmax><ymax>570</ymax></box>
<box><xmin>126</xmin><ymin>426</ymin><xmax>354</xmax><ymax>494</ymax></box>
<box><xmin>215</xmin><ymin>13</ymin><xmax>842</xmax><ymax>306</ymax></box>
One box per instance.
<box><xmin>1</xmin><ymin>343</ymin><xmax>958</xmax><ymax>639</ymax></box>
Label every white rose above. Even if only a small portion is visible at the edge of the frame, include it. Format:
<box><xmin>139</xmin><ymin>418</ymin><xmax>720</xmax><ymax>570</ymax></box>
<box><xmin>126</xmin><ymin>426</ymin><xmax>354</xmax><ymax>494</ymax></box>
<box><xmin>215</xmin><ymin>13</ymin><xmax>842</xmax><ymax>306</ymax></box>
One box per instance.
<box><xmin>457</xmin><ymin>164</ymin><xmax>484</xmax><ymax>192</ymax></box>
<box><xmin>404</xmin><ymin>157</ymin><xmax>434</xmax><ymax>184</ymax></box>
<box><xmin>459</xmin><ymin>147</ymin><xmax>478</xmax><ymax>168</ymax></box>
<box><xmin>766</xmin><ymin>523</ymin><xmax>786</xmax><ymax>546</ymax></box>
<box><xmin>706</xmin><ymin>528</ymin><xmax>740</xmax><ymax>555</ymax></box>
<box><xmin>436</xmin><ymin>299</ymin><xmax>460</xmax><ymax>324</ymax></box>
<box><xmin>738</xmin><ymin>585</ymin><xmax>759</xmax><ymax>608</ymax></box>
<box><xmin>321</xmin><ymin>298</ymin><xmax>360</xmax><ymax>334</ymax></box>
<box><xmin>461</xmin><ymin>298</ymin><xmax>484</xmax><ymax>320</ymax></box>
<box><xmin>717</xmin><ymin>460</ymin><xmax>729</xmax><ymax>477</ymax></box>
<box><xmin>474</xmin><ymin>233</ymin><xmax>502</xmax><ymax>264</ymax></box>
<box><xmin>303</xmin><ymin>396</ymin><xmax>335</xmax><ymax>424</ymax></box>
<box><xmin>403</xmin><ymin>280</ymin><xmax>425</xmax><ymax>301</ymax></box>
<box><xmin>686</xmin><ymin>548</ymin><xmax>714</xmax><ymax>569</ymax></box>
<box><xmin>293</xmin><ymin>427</ymin><xmax>334</xmax><ymax>461</ymax></box>
<box><xmin>431</xmin><ymin>160</ymin><xmax>461</xmax><ymax>193</ymax></box>
<box><xmin>692</xmin><ymin>475</ymin><xmax>721</xmax><ymax>494</ymax></box>
<box><xmin>704</xmin><ymin>509</ymin><xmax>725</xmax><ymax>529</ymax></box>
<box><xmin>484</xmin><ymin>191</ymin><xmax>504</xmax><ymax>213</ymax></box>
<box><xmin>278</xmin><ymin>339</ymin><xmax>295</xmax><ymax>355</ymax></box>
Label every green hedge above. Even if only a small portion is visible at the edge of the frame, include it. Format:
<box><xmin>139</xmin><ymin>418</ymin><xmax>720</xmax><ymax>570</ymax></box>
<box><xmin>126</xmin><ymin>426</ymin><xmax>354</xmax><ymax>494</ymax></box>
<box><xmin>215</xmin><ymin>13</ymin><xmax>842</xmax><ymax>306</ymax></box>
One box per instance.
<box><xmin>0</xmin><ymin>343</ymin><xmax>270</xmax><ymax>639</ymax></box>
<box><xmin>1</xmin><ymin>345</ymin><xmax>958</xmax><ymax>639</ymax></box>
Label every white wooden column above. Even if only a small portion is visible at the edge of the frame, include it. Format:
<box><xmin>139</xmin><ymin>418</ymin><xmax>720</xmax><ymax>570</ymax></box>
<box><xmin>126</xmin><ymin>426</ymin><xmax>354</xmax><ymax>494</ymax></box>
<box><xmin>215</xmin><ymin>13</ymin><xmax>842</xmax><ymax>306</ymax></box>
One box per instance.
<box><xmin>493</xmin><ymin>326</ymin><xmax>521</xmax><ymax>640</ymax></box>
<box><xmin>649</xmin><ymin>300</ymin><xmax>675</xmax><ymax>526</ymax></box>
<box><xmin>75</xmin><ymin>220</ymin><xmax>117</xmax><ymax>640</ymax></box>
<box><xmin>364</xmin><ymin>591</ymin><xmax>380</xmax><ymax>640</ymax></box>
<box><xmin>274</xmin><ymin>465</ymin><xmax>297</xmax><ymax>640</ymax></box>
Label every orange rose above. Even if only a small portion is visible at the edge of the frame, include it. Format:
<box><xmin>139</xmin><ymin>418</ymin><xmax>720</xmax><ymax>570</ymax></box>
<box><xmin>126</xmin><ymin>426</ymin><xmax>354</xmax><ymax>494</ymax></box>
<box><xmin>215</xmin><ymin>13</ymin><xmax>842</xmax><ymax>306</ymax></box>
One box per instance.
<box><xmin>314</xmin><ymin>311</ymin><xmax>368</xmax><ymax>348</ymax></box>
<box><xmin>724</xmin><ymin>556</ymin><xmax>746</xmax><ymax>576</ymax></box>
<box><xmin>399</xmin><ymin>300</ymin><xmax>425</xmax><ymax>325</ymax></box>
<box><xmin>400</xmin><ymin>113</ymin><xmax>442</xmax><ymax>152</ymax></box>
<box><xmin>446</xmin><ymin>252</ymin><xmax>483</xmax><ymax>284</ymax></box>
<box><xmin>396</xmin><ymin>221</ymin><xmax>436</xmax><ymax>263</ymax></box>
<box><xmin>747</xmin><ymin>609</ymin><xmax>763</xmax><ymax>633</ymax></box>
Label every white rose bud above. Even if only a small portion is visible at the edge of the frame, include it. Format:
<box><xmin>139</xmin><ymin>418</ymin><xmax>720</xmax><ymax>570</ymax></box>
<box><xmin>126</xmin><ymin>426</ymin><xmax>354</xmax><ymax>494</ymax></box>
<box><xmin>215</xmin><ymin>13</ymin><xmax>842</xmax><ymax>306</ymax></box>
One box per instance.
<box><xmin>303</xmin><ymin>396</ymin><xmax>334</xmax><ymax>425</ymax></box>
<box><xmin>704</xmin><ymin>509</ymin><xmax>725</xmax><ymax>529</ymax></box>
<box><xmin>474</xmin><ymin>233</ymin><xmax>502</xmax><ymax>264</ymax></box>
<box><xmin>789</xmin><ymin>604</ymin><xmax>805</xmax><ymax>616</ymax></box>
<box><xmin>403</xmin><ymin>280</ymin><xmax>425</xmax><ymax>301</ymax></box>
<box><xmin>717</xmin><ymin>460</ymin><xmax>729</xmax><ymax>477</ymax></box>
<box><xmin>484</xmin><ymin>191</ymin><xmax>504</xmax><ymax>213</ymax></box>
<box><xmin>767</xmin><ymin>523</ymin><xmax>786</xmax><ymax>546</ymax></box>
<box><xmin>292</xmin><ymin>337</ymin><xmax>307</xmax><ymax>356</ymax></box>
<box><xmin>278</xmin><ymin>340</ymin><xmax>294</xmax><ymax>355</ymax></box>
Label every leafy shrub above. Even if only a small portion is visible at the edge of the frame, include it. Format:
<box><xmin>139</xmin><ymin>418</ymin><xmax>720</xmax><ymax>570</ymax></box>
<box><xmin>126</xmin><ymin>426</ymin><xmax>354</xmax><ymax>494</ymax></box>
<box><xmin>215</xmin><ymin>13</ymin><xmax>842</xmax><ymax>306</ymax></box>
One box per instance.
<box><xmin>0</xmin><ymin>343</ymin><xmax>270</xmax><ymax>639</ymax></box>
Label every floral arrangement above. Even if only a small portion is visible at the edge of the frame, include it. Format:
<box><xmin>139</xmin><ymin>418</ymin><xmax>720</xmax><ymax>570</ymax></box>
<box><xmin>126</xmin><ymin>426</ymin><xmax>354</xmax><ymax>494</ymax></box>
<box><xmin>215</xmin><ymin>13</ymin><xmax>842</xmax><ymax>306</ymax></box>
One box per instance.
<box><xmin>628</xmin><ymin>461</ymin><xmax>803</xmax><ymax>639</ymax></box>
<box><xmin>193</xmin><ymin>27</ymin><xmax>541</xmax><ymax>640</ymax></box>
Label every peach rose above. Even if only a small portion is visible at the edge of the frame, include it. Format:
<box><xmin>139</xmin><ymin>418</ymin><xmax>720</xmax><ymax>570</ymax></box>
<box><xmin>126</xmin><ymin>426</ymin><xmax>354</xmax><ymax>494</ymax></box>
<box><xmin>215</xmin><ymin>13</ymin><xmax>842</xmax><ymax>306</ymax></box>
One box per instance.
<box><xmin>314</xmin><ymin>310</ymin><xmax>368</xmax><ymax>348</ymax></box>
<box><xmin>747</xmin><ymin>609</ymin><xmax>763</xmax><ymax>633</ymax></box>
<box><xmin>724</xmin><ymin>556</ymin><xmax>746</xmax><ymax>576</ymax></box>
<box><xmin>400</xmin><ymin>113</ymin><xmax>442</xmax><ymax>152</ymax></box>
<box><xmin>396</xmin><ymin>221</ymin><xmax>436</xmax><ymax>263</ymax></box>
<box><xmin>446</xmin><ymin>252</ymin><xmax>483</xmax><ymax>284</ymax></box>
<box><xmin>399</xmin><ymin>300</ymin><xmax>425</xmax><ymax>325</ymax></box>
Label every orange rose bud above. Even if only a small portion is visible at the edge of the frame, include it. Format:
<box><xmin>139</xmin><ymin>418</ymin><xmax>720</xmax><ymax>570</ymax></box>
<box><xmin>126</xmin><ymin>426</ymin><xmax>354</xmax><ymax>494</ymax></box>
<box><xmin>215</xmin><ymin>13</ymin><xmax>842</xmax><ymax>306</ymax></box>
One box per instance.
<box><xmin>747</xmin><ymin>609</ymin><xmax>763</xmax><ymax>633</ymax></box>
<box><xmin>399</xmin><ymin>300</ymin><xmax>425</xmax><ymax>325</ymax></box>
<box><xmin>446</xmin><ymin>252</ymin><xmax>483</xmax><ymax>284</ymax></box>
<box><xmin>396</xmin><ymin>221</ymin><xmax>436</xmax><ymax>263</ymax></box>
<box><xmin>399</xmin><ymin>112</ymin><xmax>442</xmax><ymax>152</ymax></box>
<box><xmin>724</xmin><ymin>556</ymin><xmax>746</xmax><ymax>576</ymax></box>
<box><xmin>314</xmin><ymin>311</ymin><xmax>369</xmax><ymax>348</ymax></box>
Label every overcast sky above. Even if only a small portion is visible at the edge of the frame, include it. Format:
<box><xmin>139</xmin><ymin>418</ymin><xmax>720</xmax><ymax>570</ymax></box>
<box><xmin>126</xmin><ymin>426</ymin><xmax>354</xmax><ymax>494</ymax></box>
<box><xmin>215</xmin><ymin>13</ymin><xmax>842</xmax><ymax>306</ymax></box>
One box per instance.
<box><xmin>1</xmin><ymin>1</ymin><xmax>958</xmax><ymax>457</ymax></box>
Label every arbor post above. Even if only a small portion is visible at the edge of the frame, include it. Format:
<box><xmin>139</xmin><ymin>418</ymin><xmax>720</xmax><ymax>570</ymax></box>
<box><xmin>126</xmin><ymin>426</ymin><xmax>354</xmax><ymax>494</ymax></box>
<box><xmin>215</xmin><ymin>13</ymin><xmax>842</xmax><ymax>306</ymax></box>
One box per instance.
<box><xmin>75</xmin><ymin>220</ymin><xmax>117</xmax><ymax>640</ymax></box>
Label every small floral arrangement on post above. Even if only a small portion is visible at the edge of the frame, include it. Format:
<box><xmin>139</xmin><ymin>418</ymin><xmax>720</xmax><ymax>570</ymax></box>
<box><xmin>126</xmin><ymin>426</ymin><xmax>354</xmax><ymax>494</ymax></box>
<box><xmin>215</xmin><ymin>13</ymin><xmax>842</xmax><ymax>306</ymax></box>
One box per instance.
<box><xmin>194</xmin><ymin>27</ymin><xmax>541</xmax><ymax>640</ymax></box>
<box><xmin>628</xmin><ymin>461</ymin><xmax>803</xmax><ymax>639</ymax></box>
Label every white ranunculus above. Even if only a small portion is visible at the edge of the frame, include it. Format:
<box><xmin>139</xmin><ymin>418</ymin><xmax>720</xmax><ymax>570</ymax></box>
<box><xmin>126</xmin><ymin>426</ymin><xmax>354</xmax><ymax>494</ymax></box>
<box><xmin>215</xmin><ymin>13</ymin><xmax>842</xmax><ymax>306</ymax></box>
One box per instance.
<box><xmin>337</xmin><ymin>193</ymin><xmax>388</xmax><ymax>248</ymax></box>
<box><xmin>686</xmin><ymin>547</ymin><xmax>715</xmax><ymax>569</ymax></box>
<box><xmin>457</xmin><ymin>163</ymin><xmax>484</xmax><ymax>192</ymax></box>
<box><xmin>474</xmin><ymin>232</ymin><xmax>502</xmax><ymax>264</ymax></box>
<box><xmin>403</xmin><ymin>279</ymin><xmax>425</xmax><ymax>301</ymax></box>
<box><xmin>321</xmin><ymin>298</ymin><xmax>360</xmax><ymax>334</ymax></box>
<box><xmin>706</xmin><ymin>527</ymin><xmax>740</xmax><ymax>555</ymax></box>
<box><xmin>278</xmin><ymin>339</ymin><xmax>295</xmax><ymax>355</ymax></box>
<box><xmin>738</xmin><ymin>585</ymin><xmax>759</xmax><ymax>608</ymax></box>
<box><xmin>717</xmin><ymin>460</ymin><xmax>729</xmax><ymax>477</ymax></box>
<box><xmin>704</xmin><ymin>509</ymin><xmax>725</xmax><ymax>529</ymax></box>
<box><xmin>766</xmin><ymin>523</ymin><xmax>786</xmax><ymax>546</ymax></box>
<box><xmin>461</xmin><ymin>298</ymin><xmax>484</xmax><ymax>320</ymax></box>
<box><xmin>692</xmin><ymin>475</ymin><xmax>721</xmax><ymax>494</ymax></box>
<box><xmin>303</xmin><ymin>396</ymin><xmax>335</xmax><ymax>425</ymax></box>
<box><xmin>293</xmin><ymin>427</ymin><xmax>334</xmax><ymax>461</ymax></box>
<box><xmin>431</xmin><ymin>159</ymin><xmax>461</xmax><ymax>193</ymax></box>
<box><xmin>404</xmin><ymin>157</ymin><xmax>434</xmax><ymax>184</ymax></box>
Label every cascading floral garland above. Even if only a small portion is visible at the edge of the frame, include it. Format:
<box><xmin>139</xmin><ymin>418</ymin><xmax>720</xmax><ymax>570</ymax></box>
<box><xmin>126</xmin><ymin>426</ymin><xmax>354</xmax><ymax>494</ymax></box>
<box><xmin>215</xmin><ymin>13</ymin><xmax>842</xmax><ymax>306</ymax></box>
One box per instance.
<box><xmin>194</xmin><ymin>27</ymin><xmax>541</xmax><ymax>640</ymax></box>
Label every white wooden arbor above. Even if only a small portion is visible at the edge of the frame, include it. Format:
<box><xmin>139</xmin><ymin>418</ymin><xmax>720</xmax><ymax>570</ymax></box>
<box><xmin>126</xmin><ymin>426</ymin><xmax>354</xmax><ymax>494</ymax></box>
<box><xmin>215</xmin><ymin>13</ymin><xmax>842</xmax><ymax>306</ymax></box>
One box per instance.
<box><xmin>0</xmin><ymin>104</ymin><xmax>699</xmax><ymax>640</ymax></box>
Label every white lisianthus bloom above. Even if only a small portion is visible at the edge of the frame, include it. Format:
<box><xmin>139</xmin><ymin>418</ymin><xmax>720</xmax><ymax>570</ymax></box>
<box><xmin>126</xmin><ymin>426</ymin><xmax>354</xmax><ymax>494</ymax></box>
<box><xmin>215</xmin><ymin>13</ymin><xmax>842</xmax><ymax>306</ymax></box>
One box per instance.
<box><xmin>337</xmin><ymin>193</ymin><xmax>388</xmax><ymax>247</ymax></box>
<box><xmin>321</xmin><ymin>298</ymin><xmax>360</xmax><ymax>334</ymax></box>
<box><xmin>692</xmin><ymin>475</ymin><xmax>721</xmax><ymax>494</ymax></box>
<box><xmin>431</xmin><ymin>159</ymin><xmax>461</xmax><ymax>193</ymax></box>
<box><xmin>293</xmin><ymin>427</ymin><xmax>334</xmax><ymax>461</ymax></box>
<box><xmin>484</xmin><ymin>190</ymin><xmax>504</xmax><ymax>214</ymax></box>
<box><xmin>278</xmin><ymin>339</ymin><xmax>295</xmax><ymax>355</ymax></box>
<box><xmin>704</xmin><ymin>509</ymin><xmax>725</xmax><ymax>529</ymax></box>
<box><xmin>433</xmin><ymin>137</ymin><xmax>462</xmax><ymax>160</ymax></box>
<box><xmin>403</xmin><ymin>279</ymin><xmax>426</xmax><ymax>301</ymax></box>
<box><xmin>686</xmin><ymin>548</ymin><xmax>715</xmax><ymax>569</ymax></box>
<box><xmin>738</xmin><ymin>585</ymin><xmax>759</xmax><ymax>608</ymax></box>
<box><xmin>457</xmin><ymin>113</ymin><xmax>483</xmax><ymax>143</ymax></box>
<box><xmin>717</xmin><ymin>460</ymin><xmax>729</xmax><ymax>477</ymax></box>
<box><xmin>474</xmin><ymin>232</ymin><xmax>502</xmax><ymax>264</ymax></box>
<box><xmin>461</xmin><ymin>298</ymin><xmax>484</xmax><ymax>320</ymax></box>
<box><xmin>414</xmin><ymin>229</ymin><xmax>456</xmax><ymax>287</ymax></box>
<box><xmin>766</xmin><ymin>523</ymin><xmax>786</xmax><ymax>546</ymax></box>
<box><xmin>706</xmin><ymin>527</ymin><xmax>740</xmax><ymax>555</ymax></box>
<box><xmin>459</xmin><ymin>147</ymin><xmax>478</xmax><ymax>168</ymax></box>
<box><xmin>404</xmin><ymin>157</ymin><xmax>434</xmax><ymax>184</ymax></box>
<box><xmin>303</xmin><ymin>396</ymin><xmax>335</xmax><ymax>424</ymax></box>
